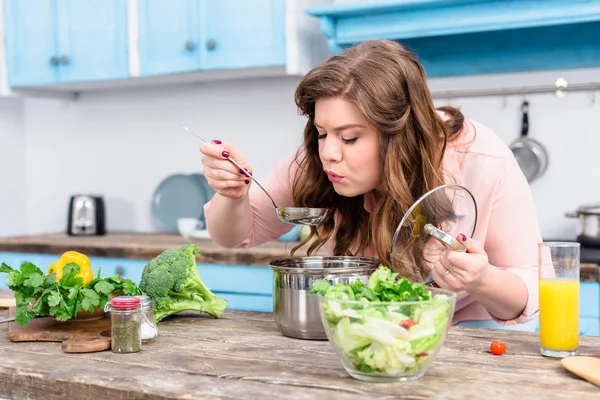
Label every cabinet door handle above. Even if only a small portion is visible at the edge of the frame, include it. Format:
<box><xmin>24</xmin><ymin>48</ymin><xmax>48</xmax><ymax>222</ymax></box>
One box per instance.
<box><xmin>185</xmin><ymin>41</ymin><xmax>196</xmax><ymax>51</ymax></box>
<box><xmin>206</xmin><ymin>39</ymin><xmax>216</xmax><ymax>51</ymax></box>
<box><xmin>60</xmin><ymin>55</ymin><xmax>69</xmax><ymax>65</ymax></box>
<box><xmin>115</xmin><ymin>266</ymin><xmax>125</xmax><ymax>277</ymax></box>
<box><xmin>49</xmin><ymin>56</ymin><xmax>59</xmax><ymax>66</ymax></box>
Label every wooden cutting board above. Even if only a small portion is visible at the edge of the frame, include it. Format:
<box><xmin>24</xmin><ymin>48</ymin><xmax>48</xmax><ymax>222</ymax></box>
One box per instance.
<box><xmin>7</xmin><ymin>306</ymin><xmax>111</xmax><ymax>353</ymax></box>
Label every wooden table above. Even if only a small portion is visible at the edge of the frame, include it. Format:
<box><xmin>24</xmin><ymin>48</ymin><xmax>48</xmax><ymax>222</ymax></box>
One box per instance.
<box><xmin>1</xmin><ymin>308</ymin><xmax>599</xmax><ymax>400</ymax></box>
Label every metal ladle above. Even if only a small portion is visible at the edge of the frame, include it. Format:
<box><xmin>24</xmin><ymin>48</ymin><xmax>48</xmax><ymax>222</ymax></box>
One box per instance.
<box><xmin>183</xmin><ymin>125</ymin><xmax>328</xmax><ymax>226</ymax></box>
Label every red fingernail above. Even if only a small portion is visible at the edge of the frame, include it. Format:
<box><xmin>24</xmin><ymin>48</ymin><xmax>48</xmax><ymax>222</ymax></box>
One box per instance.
<box><xmin>459</xmin><ymin>233</ymin><xmax>467</xmax><ymax>242</ymax></box>
<box><xmin>239</xmin><ymin>168</ymin><xmax>246</xmax><ymax>175</ymax></box>
<box><xmin>212</xmin><ymin>139</ymin><xmax>222</xmax><ymax>144</ymax></box>
<box><xmin>221</xmin><ymin>150</ymin><xmax>230</xmax><ymax>158</ymax></box>
<box><xmin>245</xmin><ymin>179</ymin><xmax>250</xmax><ymax>184</ymax></box>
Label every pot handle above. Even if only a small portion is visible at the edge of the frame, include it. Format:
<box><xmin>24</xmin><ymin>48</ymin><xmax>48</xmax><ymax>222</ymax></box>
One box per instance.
<box><xmin>565</xmin><ymin>211</ymin><xmax>579</xmax><ymax>218</ymax></box>
<box><xmin>521</xmin><ymin>101</ymin><xmax>529</xmax><ymax>138</ymax></box>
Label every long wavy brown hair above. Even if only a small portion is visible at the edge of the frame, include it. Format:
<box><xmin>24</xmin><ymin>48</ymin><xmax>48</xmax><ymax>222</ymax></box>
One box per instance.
<box><xmin>290</xmin><ymin>40</ymin><xmax>465</xmax><ymax>281</ymax></box>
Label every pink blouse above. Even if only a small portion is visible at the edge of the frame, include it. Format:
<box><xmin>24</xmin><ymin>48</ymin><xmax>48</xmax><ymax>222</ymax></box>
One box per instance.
<box><xmin>204</xmin><ymin>116</ymin><xmax>544</xmax><ymax>326</ymax></box>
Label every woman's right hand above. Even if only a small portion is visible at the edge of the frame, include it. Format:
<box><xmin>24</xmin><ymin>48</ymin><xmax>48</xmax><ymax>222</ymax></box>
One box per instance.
<box><xmin>200</xmin><ymin>140</ymin><xmax>252</xmax><ymax>200</ymax></box>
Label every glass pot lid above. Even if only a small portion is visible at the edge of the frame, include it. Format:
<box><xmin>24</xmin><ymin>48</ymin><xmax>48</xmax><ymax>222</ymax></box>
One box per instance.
<box><xmin>390</xmin><ymin>184</ymin><xmax>478</xmax><ymax>281</ymax></box>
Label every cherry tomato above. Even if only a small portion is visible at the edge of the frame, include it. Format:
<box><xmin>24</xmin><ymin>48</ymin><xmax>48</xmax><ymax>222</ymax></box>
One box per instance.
<box><xmin>490</xmin><ymin>341</ymin><xmax>506</xmax><ymax>355</ymax></box>
<box><xmin>399</xmin><ymin>319</ymin><xmax>416</xmax><ymax>330</ymax></box>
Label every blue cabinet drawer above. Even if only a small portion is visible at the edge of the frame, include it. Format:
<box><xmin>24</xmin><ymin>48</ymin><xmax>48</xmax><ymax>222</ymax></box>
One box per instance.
<box><xmin>215</xmin><ymin>292</ymin><xmax>272</xmax><ymax>313</ymax></box>
<box><xmin>197</xmin><ymin>263</ymin><xmax>273</xmax><ymax>296</ymax></box>
<box><xmin>580</xmin><ymin>317</ymin><xmax>600</xmax><ymax>337</ymax></box>
<box><xmin>580</xmin><ymin>282</ymin><xmax>600</xmax><ymax>318</ymax></box>
<box><xmin>0</xmin><ymin>253</ymin><xmax>59</xmax><ymax>281</ymax></box>
<box><xmin>0</xmin><ymin>253</ymin><xmax>147</xmax><ymax>288</ymax></box>
<box><xmin>91</xmin><ymin>257</ymin><xmax>147</xmax><ymax>282</ymax></box>
<box><xmin>0</xmin><ymin>253</ymin><xmax>274</xmax><ymax>298</ymax></box>
<box><xmin>0</xmin><ymin>253</ymin><xmax>274</xmax><ymax>314</ymax></box>
<box><xmin>91</xmin><ymin>260</ymin><xmax>274</xmax><ymax>296</ymax></box>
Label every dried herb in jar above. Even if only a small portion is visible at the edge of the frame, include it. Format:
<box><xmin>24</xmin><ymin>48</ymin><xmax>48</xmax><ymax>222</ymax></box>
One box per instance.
<box><xmin>112</xmin><ymin>320</ymin><xmax>141</xmax><ymax>353</ymax></box>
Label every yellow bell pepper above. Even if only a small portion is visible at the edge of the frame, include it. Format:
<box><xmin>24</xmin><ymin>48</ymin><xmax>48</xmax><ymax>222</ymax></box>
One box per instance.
<box><xmin>47</xmin><ymin>251</ymin><xmax>94</xmax><ymax>285</ymax></box>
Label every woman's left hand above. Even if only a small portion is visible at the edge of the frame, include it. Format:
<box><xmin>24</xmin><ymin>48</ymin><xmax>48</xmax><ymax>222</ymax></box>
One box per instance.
<box><xmin>429</xmin><ymin>234</ymin><xmax>490</xmax><ymax>292</ymax></box>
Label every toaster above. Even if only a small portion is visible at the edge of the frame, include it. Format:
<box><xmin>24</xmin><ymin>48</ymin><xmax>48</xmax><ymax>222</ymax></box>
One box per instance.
<box><xmin>67</xmin><ymin>195</ymin><xmax>106</xmax><ymax>236</ymax></box>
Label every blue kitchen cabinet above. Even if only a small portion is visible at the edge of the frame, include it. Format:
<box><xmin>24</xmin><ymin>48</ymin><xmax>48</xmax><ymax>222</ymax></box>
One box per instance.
<box><xmin>5</xmin><ymin>251</ymin><xmax>598</xmax><ymax>321</ymax></box>
<box><xmin>137</xmin><ymin>0</ymin><xmax>285</xmax><ymax>77</ymax></box>
<box><xmin>198</xmin><ymin>0</ymin><xmax>285</xmax><ymax>70</ymax></box>
<box><xmin>3</xmin><ymin>0</ymin><xmax>128</xmax><ymax>87</ymax></box>
<box><xmin>92</xmin><ymin>259</ymin><xmax>275</xmax><ymax>312</ymax></box>
<box><xmin>137</xmin><ymin>0</ymin><xmax>201</xmax><ymax>76</ymax></box>
<box><xmin>0</xmin><ymin>252</ymin><xmax>274</xmax><ymax>313</ymax></box>
<box><xmin>581</xmin><ymin>282</ymin><xmax>600</xmax><ymax>318</ymax></box>
<box><xmin>306</xmin><ymin>0</ymin><xmax>600</xmax><ymax>77</ymax></box>
<box><xmin>3</xmin><ymin>0</ymin><xmax>59</xmax><ymax>86</ymax></box>
<box><xmin>580</xmin><ymin>317</ymin><xmax>600</xmax><ymax>337</ymax></box>
<box><xmin>89</xmin><ymin>257</ymin><xmax>275</xmax><ymax>312</ymax></box>
<box><xmin>55</xmin><ymin>0</ymin><xmax>128</xmax><ymax>84</ymax></box>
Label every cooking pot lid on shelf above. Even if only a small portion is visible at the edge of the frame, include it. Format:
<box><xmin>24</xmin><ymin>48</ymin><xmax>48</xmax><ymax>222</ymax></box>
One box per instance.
<box><xmin>390</xmin><ymin>184</ymin><xmax>478</xmax><ymax>276</ymax></box>
<box><xmin>575</xmin><ymin>204</ymin><xmax>600</xmax><ymax>215</ymax></box>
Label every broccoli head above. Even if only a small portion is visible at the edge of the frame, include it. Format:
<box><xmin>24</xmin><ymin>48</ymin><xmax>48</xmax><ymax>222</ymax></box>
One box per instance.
<box><xmin>139</xmin><ymin>244</ymin><xmax>227</xmax><ymax>322</ymax></box>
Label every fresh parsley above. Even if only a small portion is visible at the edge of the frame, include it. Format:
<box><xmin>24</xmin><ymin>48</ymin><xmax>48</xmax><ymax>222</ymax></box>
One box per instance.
<box><xmin>0</xmin><ymin>260</ymin><xmax>141</xmax><ymax>326</ymax></box>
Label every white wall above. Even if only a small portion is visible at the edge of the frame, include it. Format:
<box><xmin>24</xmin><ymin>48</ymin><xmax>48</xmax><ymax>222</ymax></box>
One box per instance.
<box><xmin>434</xmin><ymin>92</ymin><xmax>599</xmax><ymax>240</ymax></box>
<box><xmin>22</xmin><ymin>76</ymin><xmax>306</xmax><ymax>234</ymax></box>
<box><xmin>0</xmin><ymin>98</ymin><xmax>26</xmax><ymax>236</ymax></box>
<box><xmin>3</xmin><ymin>71</ymin><xmax>599</xmax><ymax>239</ymax></box>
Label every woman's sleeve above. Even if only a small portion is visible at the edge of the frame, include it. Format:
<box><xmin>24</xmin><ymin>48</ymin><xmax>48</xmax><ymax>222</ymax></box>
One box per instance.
<box><xmin>483</xmin><ymin>155</ymin><xmax>545</xmax><ymax>325</ymax></box>
<box><xmin>203</xmin><ymin>151</ymin><xmax>300</xmax><ymax>248</ymax></box>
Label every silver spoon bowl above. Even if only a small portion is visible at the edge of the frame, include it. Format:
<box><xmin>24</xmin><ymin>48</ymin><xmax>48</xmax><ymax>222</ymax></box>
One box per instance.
<box><xmin>184</xmin><ymin>125</ymin><xmax>328</xmax><ymax>226</ymax></box>
<box><xmin>277</xmin><ymin>207</ymin><xmax>328</xmax><ymax>226</ymax></box>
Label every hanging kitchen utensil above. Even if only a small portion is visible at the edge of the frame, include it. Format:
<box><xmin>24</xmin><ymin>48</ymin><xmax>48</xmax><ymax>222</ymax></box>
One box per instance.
<box><xmin>390</xmin><ymin>184</ymin><xmax>478</xmax><ymax>285</ymax></box>
<box><xmin>183</xmin><ymin>125</ymin><xmax>328</xmax><ymax>226</ymax></box>
<box><xmin>509</xmin><ymin>100</ymin><xmax>549</xmax><ymax>183</ymax></box>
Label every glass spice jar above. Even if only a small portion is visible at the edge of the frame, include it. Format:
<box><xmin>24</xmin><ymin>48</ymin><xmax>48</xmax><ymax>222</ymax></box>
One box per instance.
<box><xmin>135</xmin><ymin>295</ymin><xmax>159</xmax><ymax>343</ymax></box>
<box><xmin>107</xmin><ymin>296</ymin><xmax>142</xmax><ymax>353</ymax></box>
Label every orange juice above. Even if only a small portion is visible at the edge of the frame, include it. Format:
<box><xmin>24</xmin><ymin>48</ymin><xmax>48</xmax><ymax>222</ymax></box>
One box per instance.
<box><xmin>539</xmin><ymin>279</ymin><xmax>579</xmax><ymax>351</ymax></box>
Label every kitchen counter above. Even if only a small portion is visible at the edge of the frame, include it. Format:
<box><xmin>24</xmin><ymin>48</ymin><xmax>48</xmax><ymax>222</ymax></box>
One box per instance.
<box><xmin>0</xmin><ymin>232</ymin><xmax>323</xmax><ymax>267</ymax></box>
<box><xmin>0</xmin><ymin>233</ymin><xmax>598</xmax><ymax>281</ymax></box>
<box><xmin>1</xmin><ymin>306</ymin><xmax>599</xmax><ymax>399</ymax></box>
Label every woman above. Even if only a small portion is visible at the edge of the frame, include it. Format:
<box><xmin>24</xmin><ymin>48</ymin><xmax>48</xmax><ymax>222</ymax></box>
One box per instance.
<box><xmin>200</xmin><ymin>40</ymin><xmax>544</xmax><ymax>328</ymax></box>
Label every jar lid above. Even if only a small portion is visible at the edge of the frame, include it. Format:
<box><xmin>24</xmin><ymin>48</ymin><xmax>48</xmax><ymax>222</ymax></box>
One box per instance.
<box><xmin>135</xmin><ymin>295</ymin><xmax>153</xmax><ymax>308</ymax></box>
<box><xmin>111</xmin><ymin>296</ymin><xmax>140</xmax><ymax>309</ymax></box>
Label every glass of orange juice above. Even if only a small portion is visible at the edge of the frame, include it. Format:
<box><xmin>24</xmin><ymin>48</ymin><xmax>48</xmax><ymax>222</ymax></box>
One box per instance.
<box><xmin>538</xmin><ymin>242</ymin><xmax>580</xmax><ymax>358</ymax></box>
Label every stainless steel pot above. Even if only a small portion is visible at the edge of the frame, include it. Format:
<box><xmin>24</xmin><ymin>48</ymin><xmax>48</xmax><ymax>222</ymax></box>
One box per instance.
<box><xmin>269</xmin><ymin>256</ymin><xmax>380</xmax><ymax>340</ymax></box>
<box><xmin>566</xmin><ymin>204</ymin><xmax>600</xmax><ymax>248</ymax></box>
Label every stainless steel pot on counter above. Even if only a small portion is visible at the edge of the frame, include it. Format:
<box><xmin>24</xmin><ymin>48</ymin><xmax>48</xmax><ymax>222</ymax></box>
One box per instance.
<box><xmin>269</xmin><ymin>256</ymin><xmax>380</xmax><ymax>340</ymax></box>
<box><xmin>566</xmin><ymin>204</ymin><xmax>600</xmax><ymax>248</ymax></box>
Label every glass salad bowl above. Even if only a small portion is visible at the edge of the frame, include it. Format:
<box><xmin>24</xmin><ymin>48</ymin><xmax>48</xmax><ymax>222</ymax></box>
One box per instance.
<box><xmin>313</xmin><ymin>267</ymin><xmax>457</xmax><ymax>382</ymax></box>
